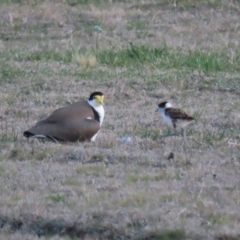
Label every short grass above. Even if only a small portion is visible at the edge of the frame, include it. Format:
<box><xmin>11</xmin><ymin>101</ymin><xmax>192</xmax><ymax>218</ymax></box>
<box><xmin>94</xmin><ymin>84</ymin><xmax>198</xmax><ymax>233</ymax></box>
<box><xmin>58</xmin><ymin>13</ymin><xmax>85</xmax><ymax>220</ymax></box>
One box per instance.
<box><xmin>0</xmin><ymin>0</ymin><xmax>240</xmax><ymax>239</ymax></box>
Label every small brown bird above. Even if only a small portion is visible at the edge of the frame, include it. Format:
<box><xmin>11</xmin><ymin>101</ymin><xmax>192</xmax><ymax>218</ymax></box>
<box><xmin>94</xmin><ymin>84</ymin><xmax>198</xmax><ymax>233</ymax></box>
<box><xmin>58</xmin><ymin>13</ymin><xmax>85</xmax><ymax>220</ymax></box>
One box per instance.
<box><xmin>24</xmin><ymin>92</ymin><xmax>105</xmax><ymax>142</ymax></box>
<box><xmin>157</xmin><ymin>101</ymin><xmax>194</xmax><ymax>138</ymax></box>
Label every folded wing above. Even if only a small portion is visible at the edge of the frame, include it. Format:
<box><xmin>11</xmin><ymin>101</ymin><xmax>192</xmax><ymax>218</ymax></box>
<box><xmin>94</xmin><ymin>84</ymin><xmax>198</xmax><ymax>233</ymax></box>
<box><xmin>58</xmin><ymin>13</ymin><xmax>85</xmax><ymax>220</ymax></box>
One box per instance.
<box><xmin>24</xmin><ymin>101</ymin><xmax>100</xmax><ymax>142</ymax></box>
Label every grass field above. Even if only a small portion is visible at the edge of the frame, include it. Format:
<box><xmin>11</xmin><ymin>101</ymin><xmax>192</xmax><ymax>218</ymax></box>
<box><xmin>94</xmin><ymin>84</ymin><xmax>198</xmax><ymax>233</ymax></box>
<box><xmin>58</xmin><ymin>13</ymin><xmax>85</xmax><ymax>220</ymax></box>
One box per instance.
<box><xmin>0</xmin><ymin>0</ymin><xmax>240</xmax><ymax>239</ymax></box>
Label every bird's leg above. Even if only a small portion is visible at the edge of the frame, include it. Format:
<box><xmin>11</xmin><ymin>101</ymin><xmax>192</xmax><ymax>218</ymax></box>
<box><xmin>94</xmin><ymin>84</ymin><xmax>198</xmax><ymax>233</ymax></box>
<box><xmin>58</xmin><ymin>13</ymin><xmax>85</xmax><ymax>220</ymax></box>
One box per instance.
<box><xmin>174</xmin><ymin>128</ymin><xmax>179</xmax><ymax>136</ymax></box>
<box><xmin>180</xmin><ymin>128</ymin><xmax>187</xmax><ymax>147</ymax></box>
<box><xmin>180</xmin><ymin>128</ymin><xmax>191</xmax><ymax>165</ymax></box>
<box><xmin>159</xmin><ymin>133</ymin><xmax>176</xmax><ymax>138</ymax></box>
<box><xmin>159</xmin><ymin>128</ymin><xmax>178</xmax><ymax>138</ymax></box>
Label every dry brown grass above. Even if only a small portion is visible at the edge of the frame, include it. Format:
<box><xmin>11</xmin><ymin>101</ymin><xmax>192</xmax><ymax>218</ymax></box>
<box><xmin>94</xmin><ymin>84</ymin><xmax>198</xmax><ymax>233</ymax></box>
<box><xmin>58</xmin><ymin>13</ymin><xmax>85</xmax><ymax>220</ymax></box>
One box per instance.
<box><xmin>0</xmin><ymin>0</ymin><xmax>240</xmax><ymax>239</ymax></box>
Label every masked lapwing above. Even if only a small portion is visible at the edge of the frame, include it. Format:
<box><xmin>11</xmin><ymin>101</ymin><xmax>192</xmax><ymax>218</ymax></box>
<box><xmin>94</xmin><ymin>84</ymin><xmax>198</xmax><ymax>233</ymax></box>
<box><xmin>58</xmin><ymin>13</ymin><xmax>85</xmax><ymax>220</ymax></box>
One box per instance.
<box><xmin>157</xmin><ymin>101</ymin><xmax>194</xmax><ymax>139</ymax></box>
<box><xmin>23</xmin><ymin>91</ymin><xmax>105</xmax><ymax>142</ymax></box>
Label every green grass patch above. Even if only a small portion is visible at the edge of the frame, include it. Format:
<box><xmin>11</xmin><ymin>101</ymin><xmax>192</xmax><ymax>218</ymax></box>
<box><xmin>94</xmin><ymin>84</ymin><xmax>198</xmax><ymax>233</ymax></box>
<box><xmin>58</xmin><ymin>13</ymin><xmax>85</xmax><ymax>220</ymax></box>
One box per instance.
<box><xmin>3</xmin><ymin>45</ymin><xmax>240</xmax><ymax>73</ymax></box>
<box><xmin>90</xmin><ymin>154</ymin><xmax>104</xmax><ymax>161</ymax></box>
<box><xmin>64</xmin><ymin>178</ymin><xmax>82</xmax><ymax>186</ymax></box>
<box><xmin>0</xmin><ymin>62</ymin><xmax>25</xmax><ymax>84</ymax></box>
<box><xmin>67</xmin><ymin>0</ymin><xmax>136</xmax><ymax>6</ymax></box>
<box><xmin>73</xmin><ymin>68</ymin><xmax>115</xmax><ymax>81</ymax></box>
<box><xmin>7</xmin><ymin>146</ymin><xmax>48</xmax><ymax>161</ymax></box>
<box><xmin>0</xmin><ymin>166</ymin><xmax>5</xmax><ymax>176</ymax></box>
<box><xmin>0</xmin><ymin>0</ymin><xmax>40</xmax><ymax>4</ymax></box>
<box><xmin>138</xmin><ymin>128</ymin><xmax>160</xmax><ymax>140</ymax></box>
<box><xmin>203</xmin><ymin>130</ymin><xmax>227</xmax><ymax>145</ymax></box>
<box><xmin>217</xmin><ymin>234</ymin><xmax>240</xmax><ymax>240</ymax></box>
<box><xmin>175</xmin><ymin>0</ymin><xmax>223</xmax><ymax>10</ymax></box>
<box><xmin>0</xmin><ymin>132</ymin><xmax>18</xmax><ymax>143</ymax></box>
<box><xmin>75</xmin><ymin>164</ymin><xmax>106</xmax><ymax>176</ymax></box>
<box><xmin>147</xmin><ymin>229</ymin><xmax>186</xmax><ymax>240</ymax></box>
<box><xmin>49</xmin><ymin>193</ymin><xmax>65</xmax><ymax>203</ymax></box>
<box><xmin>128</xmin><ymin>0</ymin><xmax>222</xmax><ymax>11</ymax></box>
<box><xmin>127</xmin><ymin>15</ymin><xmax>147</xmax><ymax>31</ymax></box>
<box><xmin>160</xmin><ymin>193</ymin><xmax>177</xmax><ymax>201</ymax></box>
<box><xmin>122</xmin><ymin>193</ymin><xmax>148</xmax><ymax>207</ymax></box>
<box><xmin>97</xmin><ymin>45</ymin><xmax>240</xmax><ymax>72</ymax></box>
<box><xmin>208</xmin><ymin>214</ymin><xmax>229</xmax><ymax>225</ymax></box>
<box><xmin>10</xmin><ymin>48</ymin><xmax>72</xmax><ymax>63</ymax></box>
<box><xmin>201</xmin><ymin>76</ymin><xmax>240</xmax><ymax>92</ymax></box>
<box><xmin>126</xmin><ymin>172</ymin><xmax>182</xmax><ymax>184</ymax></box>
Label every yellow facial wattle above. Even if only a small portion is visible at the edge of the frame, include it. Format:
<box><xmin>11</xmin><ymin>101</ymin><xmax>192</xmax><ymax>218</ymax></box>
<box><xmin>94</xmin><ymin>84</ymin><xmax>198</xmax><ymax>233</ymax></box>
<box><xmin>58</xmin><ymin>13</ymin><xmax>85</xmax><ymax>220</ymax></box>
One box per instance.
<box><xmin>95</xmin><ymin>95</ymin><xmax>104</xmax><ymax>104</ymax></box>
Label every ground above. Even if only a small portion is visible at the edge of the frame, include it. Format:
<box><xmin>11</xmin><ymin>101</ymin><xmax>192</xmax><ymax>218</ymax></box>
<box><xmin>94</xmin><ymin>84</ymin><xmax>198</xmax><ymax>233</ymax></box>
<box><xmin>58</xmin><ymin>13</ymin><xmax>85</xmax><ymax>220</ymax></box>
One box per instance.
<box><xmin>0</xmin><ymin>0</ymin><xmax>240</xmax><ymax>239</ymax></box>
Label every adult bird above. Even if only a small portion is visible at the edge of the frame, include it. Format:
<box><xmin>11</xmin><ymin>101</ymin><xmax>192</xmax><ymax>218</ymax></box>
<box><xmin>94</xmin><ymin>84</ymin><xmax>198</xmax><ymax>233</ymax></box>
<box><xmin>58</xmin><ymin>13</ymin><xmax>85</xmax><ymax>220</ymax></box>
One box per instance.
<box><xmin>23</xmin><ymin>91</ymin><xmax>105</xmax><ymax>142</ymax></box>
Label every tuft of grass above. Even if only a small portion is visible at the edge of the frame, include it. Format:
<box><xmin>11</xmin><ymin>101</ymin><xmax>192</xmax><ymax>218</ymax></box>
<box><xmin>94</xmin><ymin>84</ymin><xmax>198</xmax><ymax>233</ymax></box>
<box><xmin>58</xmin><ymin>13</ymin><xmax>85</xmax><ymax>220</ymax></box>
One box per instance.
<box><xmin>177</xmin><ymin>0</ymin><xmax>222</xmax><ymax>10</ymax></box>
<box><xmin>128</xmin><ymin>0</ymin><xmax>223</xmax><ymax>11</ymax></box>
<box><xmin>126</xmin><ymin>172</ymin><xmax>182</xmax><ymax>184</ymax></box>
<box><xmin>122</xmin><ymin>193</ymin><xmax>148</xmax><ymax>207</ymax></box>
<box><xmin>0</xmin><ymin>62</ymin><xmax>25</xmax><ymax>84</ymax></box>
<box><xmin>75</xmin><ymin>164</ymin><xmax>106</xmax><ymax>176</ymax></box>
<box><xmin>202</xmin><ymin>129</ymin><xmax>227</xmax><ymax>145</ymax></box>
<box><xmin>138</xmin><ymin>128</ymin><xmax>160</xmax><ymax>140</ymax></box>
<box><xmin>217</xmin><ymin>234</ymin><xmax>240</xmax><ymax>240</ymax></box>
<box><xmin>0</xmin><ymin>0</ymin><xmax>46</xmax><ymax>5</ymax></box>
<box><xmin>208</xmin><ymin>214</ymin><xmax>229</xmax><ymax>225</ymax></box>
<box><xmin>147</xmin><ymin>229</ymin><xmax>186</xmax><ymax>240</ymax></box>
<box><xmin>127</xmin><ymin>15</ymin><xmax>147</xmax><ymax>31</ymax></box>
<box><xmin>9</xmin><ymin>48</ymin><xmax>72</xmax><ymax>63</ymax></box>
<box><xmin>8</xmin><ymin>146</ymin><xmax>48</xmax><ymax>161</ymax></box>
<box><xmin>160</xmin><ymin>193</ymin><xmax>177</xmax><ymax>201</ymax></box>
<box><xmin>0</xmin><ymin>131</ymin><xmax>18</xmax><ymax>144</ymax></box>
<box><xmin>74</xmin><ymin>52</ymin><xmax>97</xmax><ymax>68</ymax></box>
<box><xmin>0</xmin><ymin>166</ymin><xmax>5</xmax><ymax>176</ymax></box>
<box><xmin>89</xmin><ymin>154</ymin><xmax>104</xmax><ymax>162</ymax></box>
<box><xmin>67</xmin><ymin>0</ymin><xmax>135</xmax><ymax>6</ymax></box>
<box><xmin>48</xmin><ymin>193</ymin><xmax>65</xmax><ymax>203</ymax></box>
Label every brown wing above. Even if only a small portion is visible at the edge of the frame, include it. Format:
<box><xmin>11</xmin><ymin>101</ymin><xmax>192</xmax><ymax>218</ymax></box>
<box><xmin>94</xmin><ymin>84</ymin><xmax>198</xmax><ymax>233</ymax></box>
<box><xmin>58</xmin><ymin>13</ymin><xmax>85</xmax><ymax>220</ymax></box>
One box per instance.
<box><xmin>24</xmin><ymin>101</ymin><xmax>100</xmax><ymax>142</ymax></box>
<box><xmin>25</xmin><ymin>119</ymin><xmax>100</xmax><ymax>142</ymax></box>
<box><xmin>39</xmin><ymin>100</ymin><xmax>95</xmax><ymax>124</ymax></box>
<box><xmin>165</xmin><ymin>108</ymin><xmax>194</xmax><ymax>120</ymax></box>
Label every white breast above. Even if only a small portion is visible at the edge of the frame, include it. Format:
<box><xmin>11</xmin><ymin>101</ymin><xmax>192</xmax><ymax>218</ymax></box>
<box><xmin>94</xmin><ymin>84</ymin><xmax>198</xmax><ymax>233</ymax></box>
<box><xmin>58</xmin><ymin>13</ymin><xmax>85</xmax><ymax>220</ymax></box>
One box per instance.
<box><xmin>94</xmin><ymin>105</ymin><xmax>105</xmax><ymax>126</ymax></box>
<box><xmin>158</xmin><ymin>108</ymin><xmax>173</xmax><ymax>128</ymax></box>
<box><xmin>87</xmin><ymin>100</ymin><xmax>105</xmax><ymax>125</ymax></box>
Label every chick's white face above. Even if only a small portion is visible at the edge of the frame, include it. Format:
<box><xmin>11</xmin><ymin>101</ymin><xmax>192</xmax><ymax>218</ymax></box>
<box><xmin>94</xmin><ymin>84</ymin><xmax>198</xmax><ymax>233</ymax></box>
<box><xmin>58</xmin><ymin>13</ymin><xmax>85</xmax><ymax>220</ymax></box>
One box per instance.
<box><xmin>165</xmin><ymin>102</ymin><xmax>172</xmax><ymax>108</ymax></box>
<box><xmin>157</xmin><ymin>101</ymin><xmax>172</xmax><ymax>113</ymax></box>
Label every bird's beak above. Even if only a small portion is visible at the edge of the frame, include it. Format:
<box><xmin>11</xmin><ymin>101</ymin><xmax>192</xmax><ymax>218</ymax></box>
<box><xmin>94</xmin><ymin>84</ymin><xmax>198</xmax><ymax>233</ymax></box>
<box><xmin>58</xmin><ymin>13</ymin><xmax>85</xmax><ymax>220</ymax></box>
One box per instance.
<box><xmin>95</xmin><ymin>95</ymin><xmax>104</xmax><ymax>105</ymax></box>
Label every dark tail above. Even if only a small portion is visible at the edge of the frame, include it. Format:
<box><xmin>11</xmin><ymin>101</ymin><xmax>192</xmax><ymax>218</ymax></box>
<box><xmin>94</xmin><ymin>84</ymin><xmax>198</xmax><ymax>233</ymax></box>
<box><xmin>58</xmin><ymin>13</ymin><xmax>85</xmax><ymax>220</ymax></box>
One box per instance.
<box><xmin>188</xmin><ymin>116</ymin><xmax>194</xmax><ymax>121</ymax></box>
<box><xmin>23</xmin><ymin>131</ymin><xmax>34</xmax><ymax>138</ymax></box>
